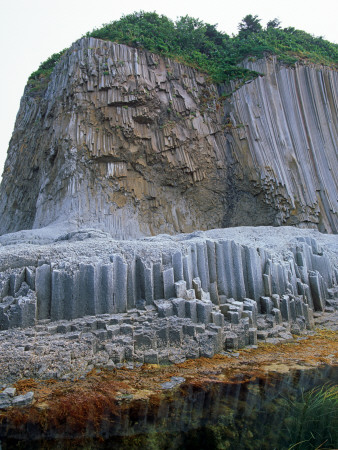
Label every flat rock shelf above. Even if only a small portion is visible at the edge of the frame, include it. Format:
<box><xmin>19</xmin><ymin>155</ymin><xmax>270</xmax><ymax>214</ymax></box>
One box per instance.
<box><xmin>0</xmin><ymin>325</ymin><xmax>336</xmax><ymax>448</ymax></box>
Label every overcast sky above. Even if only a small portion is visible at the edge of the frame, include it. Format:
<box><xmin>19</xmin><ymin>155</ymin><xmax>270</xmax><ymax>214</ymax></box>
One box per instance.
<box><xmin>0</xmin><ymin>0</ymin><xmax>337</xmax><ymax>180</ymax></box>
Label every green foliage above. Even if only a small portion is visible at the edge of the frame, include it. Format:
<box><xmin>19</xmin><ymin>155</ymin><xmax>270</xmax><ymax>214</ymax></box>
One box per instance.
<box><xmin>238</xmin><ymin>14</ymin><xmax>263</xmax><ymax>35</ymax></box>
<box><xmin>267</xmin><ymin>18</ymin><xmax>281</xmax><ymax>29</ymax></box>
<box><xmin>27</xmin><ymin>49</ymin><xmax>67</xmax><ymax>94</ymax></box>
<box><xmin>29</xmin><ymin>49</ymin><xmax>67</xmax><ymax>81</ymax></box>
<box><xmin>285</xmin><ymin>383</ymin><xmax>338</xmax><ymax>449</ymax></box>
<box><xmin>28</xmin><ymin>12</ymin><xmax>338</xmax><ymax>90</ymax></box>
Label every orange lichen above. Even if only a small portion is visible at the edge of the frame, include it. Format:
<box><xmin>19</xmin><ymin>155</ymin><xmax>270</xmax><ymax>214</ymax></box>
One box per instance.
<box><xmin>0</xmin><ymin>329</ymin><xmax>336</xmax><ymax>441</ymax></box>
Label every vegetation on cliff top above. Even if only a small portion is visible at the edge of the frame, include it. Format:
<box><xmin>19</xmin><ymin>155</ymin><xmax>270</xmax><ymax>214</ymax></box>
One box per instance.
<box><xmin>28</xmin><ymin>12</ymin><xmax>338</xmax><ymax>86</ymax></box>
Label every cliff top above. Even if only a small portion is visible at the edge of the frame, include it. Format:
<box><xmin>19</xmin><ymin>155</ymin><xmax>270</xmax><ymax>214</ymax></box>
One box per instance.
<box><xmin>29</xmin><ymin>11</ymin><xmax>338</xmax><ymax>90</ymax></box>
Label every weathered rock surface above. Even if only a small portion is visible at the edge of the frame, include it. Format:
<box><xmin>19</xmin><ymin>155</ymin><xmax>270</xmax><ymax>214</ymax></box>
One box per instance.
<box><xmin>223</xmin><ymin>56</ymin><xmax>338</xmax><ymax>232</ymax></box>
<box><xmin>0</xmin><ymin>39</ymin><xmax>337</xmax><ymax>236</ymax></box>
<box><xmin>0</xmin><ymin>226</ymin><xmax>337</xmax><ymax>383</ymax></box>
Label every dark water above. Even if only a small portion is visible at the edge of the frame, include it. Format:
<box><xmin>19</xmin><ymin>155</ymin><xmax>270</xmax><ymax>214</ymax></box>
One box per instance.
<box><xmin>1</xmin><ymin>365</ymin><xmax>337</xmax><ymax>450</ymax></box>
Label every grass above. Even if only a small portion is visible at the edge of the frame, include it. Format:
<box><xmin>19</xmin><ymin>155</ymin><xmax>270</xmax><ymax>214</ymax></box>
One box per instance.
<box><xmin>285</xmin><ymin>384</ymin><xmax>338</xmax><ymax>449</ymax></box>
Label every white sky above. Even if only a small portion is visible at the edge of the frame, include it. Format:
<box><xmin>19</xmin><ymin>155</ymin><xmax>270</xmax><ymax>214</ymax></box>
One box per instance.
<box><xmin>0</xmin><ymin>0</ymin><xmax>337</xmax><ymax>180</ymax></box>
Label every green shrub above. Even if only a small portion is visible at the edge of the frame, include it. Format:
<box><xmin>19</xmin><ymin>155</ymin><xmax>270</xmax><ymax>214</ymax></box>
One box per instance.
<box><xmin>28</xmin><ymin>12</ymin><xmax>338</xmax><ymax>90</ymax></box>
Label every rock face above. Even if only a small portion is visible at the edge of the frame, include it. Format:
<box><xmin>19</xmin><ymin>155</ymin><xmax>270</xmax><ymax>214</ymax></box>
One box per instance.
<box><xmin>223</xmin><ymin>56</ymin><xmax>338</xmax><ymax>232</ymax></box>
<box><xmin>0</xmin><ymin>38</ymin><xmax>337</xmax><ymax>237</ymax></box>
<box><xmin>1</xmin><ymin>227</ymin><xmax>336</xmax><ymax>330</ymax></box>
<box><xmin>0</xmin><ymin>226</ymin><xmax>337</xmax><ymax>382</ymax></box>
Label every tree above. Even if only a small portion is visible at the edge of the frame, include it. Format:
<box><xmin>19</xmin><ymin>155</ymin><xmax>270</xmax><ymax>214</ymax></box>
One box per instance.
<box><xmin>238</xmin><ymin>15</ymin><xmax>262</xmax><ymax>35</ymax></box>
<box><xmin>267</xmin><ymin>18</ymin><xmax>281</xmax><ymax>29</ymax></box>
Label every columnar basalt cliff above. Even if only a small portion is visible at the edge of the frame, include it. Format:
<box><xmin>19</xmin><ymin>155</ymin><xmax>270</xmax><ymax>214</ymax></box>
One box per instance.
<box><xmin>0</xmin><ymin>38</ymin><xmax>337</xmax><ymax>237</ymax></box>
<box><xmin>223</xmin><ymin>56</ymin><xmax>338</xmax><ymax>232</ymax></box>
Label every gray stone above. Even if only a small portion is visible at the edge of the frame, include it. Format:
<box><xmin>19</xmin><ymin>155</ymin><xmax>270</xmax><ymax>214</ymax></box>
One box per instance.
<box><xmin>134</xmin><ymin>333</ymin><xmax>154</xmax><ymax>350</ymax></box>
<box><xmin>0</xmin><ymin>276</ymin><xmax>10</xmax><ymax>299</ymax></box>
<box><xmin>169</xmin><ymin>325</ymin><xmax>183</xmax><ymax>344</ymax></box>
<box><xmin>196</xmin><ymin>243</ymin><xmax>209</xmax><ymax>291</ymax></box>
<box><xmin>12</xmin><ymin>391</ymin><xmax>34</xmax><ymax>407</ymax></box>
<box><xmin>144</xmin><ymin>266</ymin><xmax>154</xmax><ymax>305</ymax></box>
<box><xmin>263</xmin><ymin>273</ymin><xmax>272</xmax><ymax>296</ymax></box>
<box><xmin>183</xmin><ymin>324</ymin><xmax>196</xmax><ymax>337</ymax></box>
<box><xmin>242</xmin><ymin>310</ymin><xmax>254</xmax><ymax>325</ymax></box>
<box><xmin>309</xmin><ymin>273</ymin><xmax>326</xmax><ymax>311</ymax></box>
<box><xmin>172</xmin><ymin>252</ymin><xmax>184</xmax><ymax>282</ymax></box>
<box><xmin>185</xmin><ymin>300</ymin><xmax>197</xmax><ymax>323</ymax></box>
<box><xmin>215</xmin><ymin>242</ymin><xmax>227</xmax><ymax>296</ymax></box>
<box><xmin>243</xmin><ymin>246</ymin><xmax>264</xmax><ymax>302</ymax></box>
<box><xmin>172</xmin><ymin>298</ymin><xmax>186</xmax><ymax>318</ymax></box>
<box><xmin>144</xmin><ymin>350</ymin><xmax>159</xmax><ymax>365</ymax></box>
<box><xmin>272</xmin><ymin>308</ymin><xmax>283</xmax><ymax>325</ymax></box>
<box><xmin>3</xmin><ymin>387</ymin><xmax>16</xmax><ymax>397</ymax></box>
<box><xmin>0</xmin><ymin>398</ymin><xmax>12</xmax><ymax>409</ymax></box>
<box><xmin>192</xmin><ymin>277</ymin><xmax>202</xmax><ymax>298</ymax></box>
<box><xmin>220</xmin><ymin>303</ymin><xmax>235</xmax><ymax>314</ymax></box>
<box><xmin>228</xmin><ymin>311</ymin><xmax>239</xmax><ymax>324</ymax></box>
<box><xmin>232</xmin><ymin>241</ymin><xmax>246</xmax><ymax>299</ymax></box>
<box><xmin>120</xmin><ymin>324</ymin><xmax>133</xmax><ymax>335</ymax></box>
<box><xmin>156</xmin><ymin>326</ymin><xmax>169</xmax><ymax>346</ymax></box>
<box><xmin>110</xmin><ymin>347</ymin><xmax>125</xmax><ymax>363</ymax></box>
<box><xmin>278</xmin><ymin>331</ymin><xmax>293</xmax><ymax>341</ymax></box>
<box><xmin>9</xmin><ymin>269</ymin><xmax>25</xmax><ymax>297</ymax></box>
<box><xmin>127</xmin><ymin>261</ymin><xmax>136</xmax><ymax>309</ymax></box>
<box><xmin>222</xmin><ymin>241</ymin><xmax>235</xmax><ymax>298</ymax></box>
<box><xmin>160</xmin><ymin>376</ymin><xmax>185</xmax><ymax>389</ymax></box>
<box><xmin>209</xmin><ymin>281</ymin><xmax>219</xmax><ymax>305</ymax></box>
<box><xmin>57</xmin><ymin>323</ymin><xmax>71</xmax><ymax>333</ymax></box>
<box><xmin>106</xmin><ymin>325</ymin><xmax>121</xmax><ymax>336</ymax></box>
<box><xmin>206</xmin><ymin>240</ymin><xmax>218</xmax><ymax>301</ymax></box>
<box><xmin>175</xmin><ymin>280</ymin><xmax>187</xmax><ymax>299</ymax></box>
<box><xmin>155</xmin><ymin>300</ymin><xmax>173</xmax><ymax>318</ymax></box>
<box><xmin>79</xmin><ymin>264</ymin><xmax>97</xmax><ymax>317</ymax></box>
<box><xmin>163</xmin><ymin>268</ymin><xmax>175</xmax><ymax>299</ymax></box>
<box><xmin>94</xmin><ymin>330</ymin><xmax>108</xmax><ymax>341</ymax></box>
<box><xmin>182</xmin><ymin>255</ymin><xmax>193</xmax><ymax>290</ymax></box>
<box><xmin>249</xmin><ymin>328</ymin><xmax>257</xmax><ymax>345</ymax></box>
<box><xmin>135</xmin><ymin>257</ymin><xmax>145</xmax><ymax>301</ymax></box>
<box><xmin>295</xmin><ymin>298</ymin><xmax>304</xmax><ymax>317</ymax></box>
<box><xmin>36</xmin><ymin>264</ymin><xmax>51</xmax><ymax>320</ymax></box>
<box><xmin>113</xmin><ymin>255</ymin><xmax>128</xmax><ymax>313</ymax></box>
<box><xmin>196</xmin><ymin>300</ymin><xmax>212</xmax><ymax>324</ymax></box>
<box><xmin>289</xmin><ymin>300</ymin><xmax>297</xmax><ymax>321</ymax></box>
<box><xmin>212</xmin><ymin>311</ymin><xmax>225</xmax><ymax>327</ymax></box>
<box><xmin>302</xmin><ymin>303</ymin><xmax>314</xmax><ymax>328</ymax></box>
<box><xmin>25</xmin><ymin>267</ymin><xmax>36</xmax><ymax>290</ymax></box>
<box><xmin>200</xmin><ymin>290</ymin><xmax>211</xmax><ymax>301</ymax></box>
<box><xmin>225</xmin><ymin>332</ymin><xmax>239</xmax><ymax>350</ymax></box>
<box><xmin>185</xmin><ymin>345</ymin><xmax>200</xmax><ymax>359</ymax></box>
<box><xmin>280</xmin><ymin>295</ymin><xmax>291</xmax><ymax>321</ymax></box>
<box><xmin>257</xmin><ymin>330</ymin><xmax>268</xmax><ymax>341</ymax></box>
<box><xmin>98</xmin><ymin>264</ymin><xmax>114</xmax><ymax>314</ymax></box>
<box><xmin>185</xmin><ymin>289</ymin><xmax>195</xmax><ymax>300</ymax></box>
<box><xmin>271</xmin><ymin>294</ymin><xmax>280</xmax><ymax>309</ymax></box>
<box><xmin>260</xmin><ymin>296</ymin><xmax>273</xmax><ymax>314</ymax></box>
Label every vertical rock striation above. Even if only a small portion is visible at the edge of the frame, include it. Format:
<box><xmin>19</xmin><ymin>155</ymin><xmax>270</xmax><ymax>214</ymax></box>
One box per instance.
<box><xmin>0</xmin><ymin>230</ymin><xmax>336</xmax><ymax>329</ymax></box>
<box><xmin>0</xmin><ymin>40</ymin><xmax>337</xmax><ymax>236</ymax></box>
<box><xmin>223</xmin><ymin>56</ymin><xmax>338</xmax><ymax>232</ymax></box>
<box><xmin>0</xmin><ymin>38</ymin><xmax>228</xmax><ymax>237</ymax></box>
